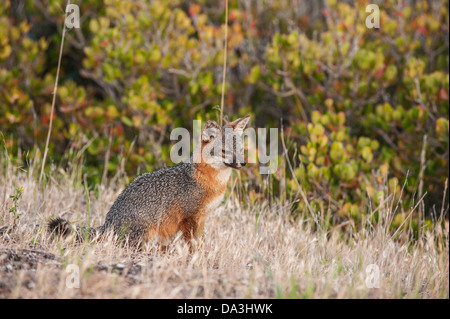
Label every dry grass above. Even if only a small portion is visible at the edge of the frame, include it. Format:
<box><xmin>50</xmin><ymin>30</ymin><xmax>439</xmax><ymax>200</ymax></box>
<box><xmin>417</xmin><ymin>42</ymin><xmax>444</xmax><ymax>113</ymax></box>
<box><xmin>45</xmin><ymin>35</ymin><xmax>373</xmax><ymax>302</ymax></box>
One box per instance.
<box><xmin>0</xmin><ymin>155</ymin><xmax>448</xmax><ymax>299</ymax></box>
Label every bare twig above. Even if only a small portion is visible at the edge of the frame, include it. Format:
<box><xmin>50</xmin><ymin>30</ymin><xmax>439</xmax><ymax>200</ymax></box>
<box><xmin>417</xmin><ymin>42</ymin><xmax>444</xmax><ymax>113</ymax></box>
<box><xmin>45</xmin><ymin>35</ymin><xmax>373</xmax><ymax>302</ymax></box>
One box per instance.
<box><xmin>39</xmin><ymin>0</ymin><xmax>70</xmax><ymax>185</ymax></box>
<box><xmin>219</xmin><ymin>0</ymin><xmax>229</xmax><ymax>126</ymax></box>
<box><xmin>101</xmin><ymin>129</ymin><xmax>113</xmax><ymax>188</ymax></box>
<box><xmin>417</xmin><ymin>134</ymin><xmax>428</xmax><ymax>239</ymax></box>
<box><xmin>439</xmin><ymin>178</ymin><xmax>448</xmax><ymax>224</ymax></box>
<box><xmin>375</xmin><ymin>128</ymin><xmax>399</xmax><ymax>152</ymax></box>
<box><xmin>414</xmin><ymin>77</ymin><xmax>436</xmax><ymax>121</ymax></box>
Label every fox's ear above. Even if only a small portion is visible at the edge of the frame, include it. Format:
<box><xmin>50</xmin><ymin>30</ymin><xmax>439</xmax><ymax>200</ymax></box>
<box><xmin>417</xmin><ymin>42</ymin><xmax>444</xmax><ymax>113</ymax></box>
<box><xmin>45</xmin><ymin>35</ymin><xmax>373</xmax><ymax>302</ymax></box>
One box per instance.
<box><xmin>227</xmin><ymin>115</ymin><xmax>250</xmax><ymax>135</ymax></box>
<box><xmin>201</xmin><ymin>120</ymin><xmax>221</xmax><ymax>143</ymax></box>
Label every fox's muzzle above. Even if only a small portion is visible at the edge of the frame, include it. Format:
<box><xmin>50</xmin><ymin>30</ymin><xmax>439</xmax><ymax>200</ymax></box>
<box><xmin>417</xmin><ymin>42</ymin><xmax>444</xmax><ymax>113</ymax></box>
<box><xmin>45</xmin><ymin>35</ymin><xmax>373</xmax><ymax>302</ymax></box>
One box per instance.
<box><xmin>225</xmin><ymin>161</ymin><xmax>247</xmax><ymax>169</ymax></box>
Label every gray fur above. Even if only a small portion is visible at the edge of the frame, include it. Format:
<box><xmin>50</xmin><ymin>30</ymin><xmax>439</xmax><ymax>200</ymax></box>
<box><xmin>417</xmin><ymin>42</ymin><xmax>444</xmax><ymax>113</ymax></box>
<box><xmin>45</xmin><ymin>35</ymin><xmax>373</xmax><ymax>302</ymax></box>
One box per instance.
<box><xmin>48</xmin><ymin>115</ymin><xmax>251</xmax><ymax>246</ymax></box>
<box><xmin>101</xmin><ymin>163</ymin><xmax>204</xmax><ymax>244</ymax></box>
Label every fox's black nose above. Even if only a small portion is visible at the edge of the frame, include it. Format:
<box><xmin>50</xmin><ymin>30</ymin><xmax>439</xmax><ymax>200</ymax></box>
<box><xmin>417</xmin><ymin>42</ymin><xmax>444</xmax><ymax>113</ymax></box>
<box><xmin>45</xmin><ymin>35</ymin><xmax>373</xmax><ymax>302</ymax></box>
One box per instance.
<box><xmin>241</xmin><ymin>161</ymin><xmax>247</xmax><ymax>167</ymax></box>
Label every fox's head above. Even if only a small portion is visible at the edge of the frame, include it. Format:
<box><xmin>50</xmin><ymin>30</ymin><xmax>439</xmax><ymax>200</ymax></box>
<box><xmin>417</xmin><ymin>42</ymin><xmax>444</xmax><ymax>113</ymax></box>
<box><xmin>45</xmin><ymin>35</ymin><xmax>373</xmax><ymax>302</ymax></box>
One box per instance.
<box><xmin>197</xmin><ymin>115</ymin><xmax>250</xmax><ymax>170</ymax></box>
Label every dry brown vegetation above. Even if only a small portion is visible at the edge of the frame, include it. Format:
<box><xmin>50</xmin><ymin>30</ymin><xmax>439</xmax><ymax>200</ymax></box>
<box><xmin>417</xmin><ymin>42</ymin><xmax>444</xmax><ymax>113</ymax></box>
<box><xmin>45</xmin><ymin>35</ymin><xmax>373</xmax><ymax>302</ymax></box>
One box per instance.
<box><xmin>0</xmin><ymin>154</ymin><xmax>448</xmax><ymax>299</ymax></box>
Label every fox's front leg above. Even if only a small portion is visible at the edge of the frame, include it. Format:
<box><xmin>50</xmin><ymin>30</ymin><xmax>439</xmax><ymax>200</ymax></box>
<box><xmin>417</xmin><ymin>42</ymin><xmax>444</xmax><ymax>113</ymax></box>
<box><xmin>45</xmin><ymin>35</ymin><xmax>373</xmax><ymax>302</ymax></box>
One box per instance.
<box><xmin>180</xmin><ymin>217</ymin><xmax>205</xmax><ymax>251</ymax></box>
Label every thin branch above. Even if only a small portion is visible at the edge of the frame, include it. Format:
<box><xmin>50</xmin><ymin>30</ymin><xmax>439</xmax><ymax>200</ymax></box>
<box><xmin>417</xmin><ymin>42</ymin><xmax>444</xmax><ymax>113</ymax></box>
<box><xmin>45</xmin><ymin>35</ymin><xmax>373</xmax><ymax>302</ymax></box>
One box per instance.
<box><xmin>417</xmin><ymin>134</ymin><xmax>428</xmax><ymax>239</ymax></box>
<box><xmin>39</xmin><ymin>0</ymin><xmax>70</xmax><ymax>185</ymax></box>
<box><xmin>375</xmin><ymin>128</ymin><xmax>399</xmax><ymax>152</ymax></box>
<box><xmin>414</xmin><ymin>77</ymin><xmax>436</xmax><ymax>121</ymax></box>
<box><xmin>439</xmin><ymin>178</ymin><xmax>448</xmax><ymax>224</ymax></box>
<box><xmin>219</xmin><ymin>0</ymin><xmax>229</xmax><ymax>126</ymax></box>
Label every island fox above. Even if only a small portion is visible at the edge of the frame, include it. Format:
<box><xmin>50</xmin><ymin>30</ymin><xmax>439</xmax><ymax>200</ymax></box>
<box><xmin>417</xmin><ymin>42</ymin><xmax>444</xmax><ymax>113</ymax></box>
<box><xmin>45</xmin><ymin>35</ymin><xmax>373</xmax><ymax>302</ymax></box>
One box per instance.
<box><xmin>49</xmin><ymin>115</ymin><xmax>250</xmax><ymax>248</ymax></box>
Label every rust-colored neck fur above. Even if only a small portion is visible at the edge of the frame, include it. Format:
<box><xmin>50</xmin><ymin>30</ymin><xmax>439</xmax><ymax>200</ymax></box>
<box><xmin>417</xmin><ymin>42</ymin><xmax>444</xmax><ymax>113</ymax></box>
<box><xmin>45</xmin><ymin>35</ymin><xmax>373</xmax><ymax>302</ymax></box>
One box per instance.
<box><xmin>194</xmin><ymin>162</ymin><xmax>229</xmax><ymax>193</ymax></box>
<box><xmin>192</xmin><ymin>140</ymin><xmax>231</xmax><ymax>190</ymax></box>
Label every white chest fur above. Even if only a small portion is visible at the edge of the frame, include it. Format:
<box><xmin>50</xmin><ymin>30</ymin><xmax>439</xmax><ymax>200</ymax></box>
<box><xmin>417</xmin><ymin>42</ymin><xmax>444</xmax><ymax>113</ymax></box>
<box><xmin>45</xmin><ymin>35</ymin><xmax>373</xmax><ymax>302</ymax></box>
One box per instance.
<box><xmin>210</xmin><ymin>165</ymin><xmax>232</xmax><ymax>184</ymax></box>
<box><xmin>204</xmin><ymin>193</ymin><xmax>225</xmax><ymax>213</ymax></box>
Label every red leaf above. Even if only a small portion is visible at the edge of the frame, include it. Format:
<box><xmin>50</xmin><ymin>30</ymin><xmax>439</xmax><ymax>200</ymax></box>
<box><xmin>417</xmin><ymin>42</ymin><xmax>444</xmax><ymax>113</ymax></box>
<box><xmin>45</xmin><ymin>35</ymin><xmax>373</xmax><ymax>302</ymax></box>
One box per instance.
<box><xmin>113</xmin><ymin>124</ymin><xmax>124</xmax><ymax>136</ymax></box>
<box><xmin>189</xmin><ymin>4</ymin><xmax>201</xmax><ymax>17</ymax></box>
<box><xmin>226</xmin><ymin>92</ymin><xmax>234</xmax><ymax>106</ymax></box>
<box><xmin>417</xmin><ymin>26</ymin><xmax>426</xmax><ymax>35</ymax></box>
<box><xmin>374</xmin><ymin>65</ymin><xmax>386</xmax><ymax>78</ymax></box>
<box><xmin>60</xmin><ymin>105</ymin><xmax>73</xmax><ymax>113</ymax></box>
<box><xmin>439</xmin><ymin>88</ymin><xmax>449</xmax><ymax>100</ymax></box>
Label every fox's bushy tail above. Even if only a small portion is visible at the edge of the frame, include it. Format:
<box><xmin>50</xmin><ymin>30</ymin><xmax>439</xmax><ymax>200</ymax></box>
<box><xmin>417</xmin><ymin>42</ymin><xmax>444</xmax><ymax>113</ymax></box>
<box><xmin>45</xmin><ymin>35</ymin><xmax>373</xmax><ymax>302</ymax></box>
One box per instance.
<box><xmin>48</xmin><ymin>217</ymin><xmax>101</xmax><ymax>242</ymax></box>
